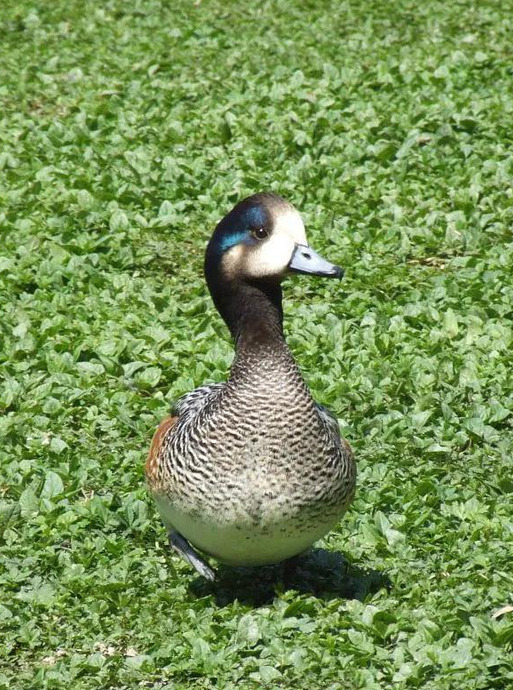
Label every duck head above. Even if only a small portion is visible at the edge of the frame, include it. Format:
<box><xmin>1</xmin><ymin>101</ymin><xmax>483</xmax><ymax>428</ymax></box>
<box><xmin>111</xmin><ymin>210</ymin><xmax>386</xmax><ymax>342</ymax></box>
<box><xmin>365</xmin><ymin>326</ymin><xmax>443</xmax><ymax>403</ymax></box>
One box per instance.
<box><xmin>205</xmin><ymin>193</ymin><xmax>342</xmax><ymax>281</ymax></box>
<box><xmin>204</xmin><ymin>193</ymin><xmax>343</xmax><ymax>341</ymax></box>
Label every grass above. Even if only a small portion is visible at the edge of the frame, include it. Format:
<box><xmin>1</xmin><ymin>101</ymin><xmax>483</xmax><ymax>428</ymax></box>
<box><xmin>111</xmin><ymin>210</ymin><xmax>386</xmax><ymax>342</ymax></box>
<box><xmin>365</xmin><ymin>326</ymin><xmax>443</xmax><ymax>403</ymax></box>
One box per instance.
<box><xmin>1</xmin><ymin>0</ymin><xmax>513</xmax><ymax>687</ymax></box>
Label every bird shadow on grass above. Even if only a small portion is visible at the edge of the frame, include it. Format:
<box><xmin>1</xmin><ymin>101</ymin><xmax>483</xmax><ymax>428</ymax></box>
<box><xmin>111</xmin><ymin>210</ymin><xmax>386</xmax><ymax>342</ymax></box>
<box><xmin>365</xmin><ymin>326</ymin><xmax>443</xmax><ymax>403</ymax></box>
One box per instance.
<box><xmin>188</xmin><ymin>548</ymin><xmax>391</xmax><ymax>607</ymax></box>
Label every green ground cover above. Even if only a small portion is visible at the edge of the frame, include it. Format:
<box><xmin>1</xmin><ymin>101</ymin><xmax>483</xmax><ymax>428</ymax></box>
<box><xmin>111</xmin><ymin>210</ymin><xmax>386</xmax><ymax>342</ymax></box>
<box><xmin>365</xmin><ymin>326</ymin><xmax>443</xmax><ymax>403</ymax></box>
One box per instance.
<box><xmin>1</xmin><ymin>0</ymin><xmax>512</xmax><ymax>687</ymax></box>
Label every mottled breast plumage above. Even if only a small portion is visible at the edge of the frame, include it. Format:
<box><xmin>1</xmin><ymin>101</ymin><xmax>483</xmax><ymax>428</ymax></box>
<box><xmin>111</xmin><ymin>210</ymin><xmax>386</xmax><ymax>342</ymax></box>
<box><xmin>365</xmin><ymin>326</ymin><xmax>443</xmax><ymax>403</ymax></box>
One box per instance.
<box><xmin>149</xmin><ymin>343</ymin><xmax>355</xmax><ymax>566</ymax></box>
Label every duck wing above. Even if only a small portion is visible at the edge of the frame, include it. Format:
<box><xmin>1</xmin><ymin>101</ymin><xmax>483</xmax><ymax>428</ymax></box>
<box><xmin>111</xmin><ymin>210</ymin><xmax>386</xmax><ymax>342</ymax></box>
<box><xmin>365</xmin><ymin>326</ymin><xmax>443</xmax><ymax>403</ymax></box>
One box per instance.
<box><xmin>315</xmin><ymin>402</ymin><xmax>340</xmax><ymax>436</ymax></box>
<box><xmin>145</xmin><ymin>383</ymin><xmax>226</xmax><ymax>484</ymax></box>
<box><xmin>172</xmin><ymin>382</ymin><xmax>226</xmax><ymax>420</ymax></box>
<box><xmin>145</xmin><ymin>415</ymin><xmax>178</xmax><ymax>484</ymax></box>
<box><xmin>315</xmin><ymin>402</ymin><xmax>354</xmax><ymax>459</ymax></box>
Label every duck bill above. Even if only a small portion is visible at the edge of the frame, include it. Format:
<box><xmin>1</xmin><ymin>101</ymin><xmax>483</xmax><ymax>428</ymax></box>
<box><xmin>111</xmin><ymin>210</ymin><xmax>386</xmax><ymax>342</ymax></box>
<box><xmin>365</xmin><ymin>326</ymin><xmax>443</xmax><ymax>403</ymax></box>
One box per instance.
<box><xmin>288</xmin><ymin>244</ymin><xmax>343</xmax><ymax>278</ymax></box>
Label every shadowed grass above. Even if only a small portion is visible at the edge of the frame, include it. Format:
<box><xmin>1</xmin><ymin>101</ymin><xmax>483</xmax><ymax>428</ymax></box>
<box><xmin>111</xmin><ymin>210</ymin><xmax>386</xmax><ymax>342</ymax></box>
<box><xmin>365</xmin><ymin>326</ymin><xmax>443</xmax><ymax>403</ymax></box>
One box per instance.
<box><xmin>189</xmin><ymin>549</ymin><xmax>391</xmax><ymax>608</ymax></box>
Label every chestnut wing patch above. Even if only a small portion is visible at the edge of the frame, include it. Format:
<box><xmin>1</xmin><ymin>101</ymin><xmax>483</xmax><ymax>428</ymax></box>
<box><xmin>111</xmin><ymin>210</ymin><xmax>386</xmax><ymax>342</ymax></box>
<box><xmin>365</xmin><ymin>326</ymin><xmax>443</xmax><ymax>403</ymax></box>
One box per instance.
<box><xmin>145</xmin><ymin>415</ymin><xmax>178</xmax><ymax>484</ymax></box>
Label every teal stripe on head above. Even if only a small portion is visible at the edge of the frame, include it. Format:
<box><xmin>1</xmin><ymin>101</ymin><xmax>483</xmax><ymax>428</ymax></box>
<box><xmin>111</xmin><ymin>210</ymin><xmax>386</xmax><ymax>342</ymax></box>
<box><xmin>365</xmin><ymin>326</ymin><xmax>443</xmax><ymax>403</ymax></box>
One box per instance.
<box><xmin>218</xmin><ymin>230</ymin><xmax>249</xmax><ymax>252</ymax></box>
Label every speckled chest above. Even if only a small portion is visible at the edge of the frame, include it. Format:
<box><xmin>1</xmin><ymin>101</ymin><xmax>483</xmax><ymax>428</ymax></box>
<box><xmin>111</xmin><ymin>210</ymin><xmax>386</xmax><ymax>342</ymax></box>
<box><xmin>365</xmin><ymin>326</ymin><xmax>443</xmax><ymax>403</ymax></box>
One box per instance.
<box><xmin>156</xmin><ymin>349</ymin><xmax>352</xmax><ymax>527</ymax></box>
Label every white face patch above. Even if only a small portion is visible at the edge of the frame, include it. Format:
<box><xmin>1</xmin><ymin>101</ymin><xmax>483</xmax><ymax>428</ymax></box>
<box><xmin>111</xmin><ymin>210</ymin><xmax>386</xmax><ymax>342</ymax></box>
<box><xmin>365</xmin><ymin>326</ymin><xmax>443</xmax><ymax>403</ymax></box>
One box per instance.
<box><xmin>221</xmin><ymin>207</ymin><xmax>308</xmax><ymax>280</ymax></box>
<box><xmin>273</xmin><ymin>208</ymin><xmax>307</xmax><ymax>245</ymax></box>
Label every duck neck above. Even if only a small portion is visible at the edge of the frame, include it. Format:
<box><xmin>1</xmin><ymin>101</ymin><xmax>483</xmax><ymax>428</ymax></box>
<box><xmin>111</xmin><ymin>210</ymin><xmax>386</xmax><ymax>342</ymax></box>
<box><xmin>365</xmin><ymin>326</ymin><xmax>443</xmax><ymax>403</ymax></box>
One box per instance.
<box><xmin>207</xmin><ymin>276</ymin><xmax>286</xmax><ymax>352</ymax></box>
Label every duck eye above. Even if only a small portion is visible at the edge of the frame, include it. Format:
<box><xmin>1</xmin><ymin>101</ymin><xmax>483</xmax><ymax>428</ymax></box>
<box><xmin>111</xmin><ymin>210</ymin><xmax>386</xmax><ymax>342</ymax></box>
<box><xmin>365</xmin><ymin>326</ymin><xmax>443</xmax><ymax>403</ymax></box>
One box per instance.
<box><xmin>251</xmin><ymin>226</ymin><xmax>268</xmax><ymax>240</ymax></box>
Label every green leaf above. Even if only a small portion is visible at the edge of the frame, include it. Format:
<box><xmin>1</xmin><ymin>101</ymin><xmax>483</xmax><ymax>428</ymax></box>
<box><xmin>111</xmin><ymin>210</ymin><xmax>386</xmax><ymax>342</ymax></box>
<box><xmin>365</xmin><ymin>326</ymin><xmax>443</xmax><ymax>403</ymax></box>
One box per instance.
<box><xmin>77</xmin><ymin>361</ymin><xmax>105</xmax><ymax>377</ymax></box>
<box><xmin>443</xmin><ymin>309</ymin><xmax>459</xmax><ymax>338</ymax></box>
<box><xmin>49</xmin><ymin>436</ymin><xmax>68</xmax><ymax>454</ymax></box>
<box><xmin>109</xmin><ymin>209</ymin><xmax>130</xmax><ymax>232</ymax></box>
<box><xmin>0</xmin><ymin>605</ymin><xmax>13</xmax><ymax>621</ymax></box>
<box><xmin>236</xmin><ymin>614</ymin><xmax>261</xmax><ymax>645</ymax></box>
<box><xmin>251</xmin><ymin>666</ymin><xmax>282</xmax><ymax>683</ymax></box>
<box><xmin>41</xmin><ymin>472</ymin><xmax>64</xmax><ymax>499</ymax></box>
<box><xmin>411</xmin><ymin>410</ymin><xmax>432</xmax><ymax>428</ymax></box>
<box><xmin>19</xmin><ymin>488</ymin><xmax>39</xmax><ymax>516</ymax></box>
<box><xmin>134</xmin><ymin>367</ymin><xmax>162</xmax><ymax>389</ymax></box>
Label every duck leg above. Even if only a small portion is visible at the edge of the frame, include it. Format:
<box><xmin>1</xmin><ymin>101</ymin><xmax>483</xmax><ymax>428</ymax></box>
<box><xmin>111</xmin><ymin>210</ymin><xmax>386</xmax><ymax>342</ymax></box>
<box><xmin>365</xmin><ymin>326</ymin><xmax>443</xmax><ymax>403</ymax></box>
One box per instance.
<box><xmin>168</xmin><ymin>530</ymin><xmax>216</xmax><ymax>581</ymax></box>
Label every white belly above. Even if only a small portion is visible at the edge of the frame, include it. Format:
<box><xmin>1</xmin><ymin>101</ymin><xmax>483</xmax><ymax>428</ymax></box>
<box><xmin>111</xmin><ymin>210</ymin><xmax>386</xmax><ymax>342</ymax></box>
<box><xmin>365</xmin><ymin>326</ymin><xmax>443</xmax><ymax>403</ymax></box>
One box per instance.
<box><xmin>154</xmin><ymin>494</ymin><xmax>339</xmax><ymax>566</ymax></box>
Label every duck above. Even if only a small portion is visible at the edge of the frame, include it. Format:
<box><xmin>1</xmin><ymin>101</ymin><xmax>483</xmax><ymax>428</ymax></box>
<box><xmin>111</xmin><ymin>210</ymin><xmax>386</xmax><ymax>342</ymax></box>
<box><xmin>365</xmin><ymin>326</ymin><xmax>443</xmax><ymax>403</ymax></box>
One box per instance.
<box><xmin>145</xmin><ymin>192</ymin><xmax>356</xmax><ymax>581</ymax></box>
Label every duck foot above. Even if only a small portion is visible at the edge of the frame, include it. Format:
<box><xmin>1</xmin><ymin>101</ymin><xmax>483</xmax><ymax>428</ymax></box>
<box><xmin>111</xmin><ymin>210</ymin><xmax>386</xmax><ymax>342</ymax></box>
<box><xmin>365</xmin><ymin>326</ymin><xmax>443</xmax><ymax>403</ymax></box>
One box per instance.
<box><xmin>168</xmin><ymin>530</ymin><xmax>216</xmax><ymax>582</ymax></box>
